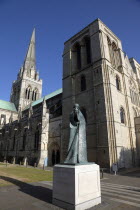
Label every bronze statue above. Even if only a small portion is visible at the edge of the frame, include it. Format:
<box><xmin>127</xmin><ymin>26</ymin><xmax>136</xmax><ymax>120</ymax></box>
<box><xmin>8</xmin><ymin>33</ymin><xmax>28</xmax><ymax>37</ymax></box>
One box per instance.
<box><xmin>64</xmin><ymin>104</ymin><xmax>88</xmax><ymax>164</ymax></box>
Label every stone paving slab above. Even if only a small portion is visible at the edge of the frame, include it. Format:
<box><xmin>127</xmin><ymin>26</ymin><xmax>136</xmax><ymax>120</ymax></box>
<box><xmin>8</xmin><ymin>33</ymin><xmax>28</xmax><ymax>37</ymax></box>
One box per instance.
<box><xmin>0</xmin><ymin>169</ymin><xmax>140</xmax><ymax>210</ymax></box>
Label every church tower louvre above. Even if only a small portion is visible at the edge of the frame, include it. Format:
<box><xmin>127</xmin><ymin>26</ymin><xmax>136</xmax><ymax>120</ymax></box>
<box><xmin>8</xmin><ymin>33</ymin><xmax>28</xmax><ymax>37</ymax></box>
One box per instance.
<box><xmin>10</xmin><ymin>29</ymin><xmax>42</xmax><ymax>111</ymax></box>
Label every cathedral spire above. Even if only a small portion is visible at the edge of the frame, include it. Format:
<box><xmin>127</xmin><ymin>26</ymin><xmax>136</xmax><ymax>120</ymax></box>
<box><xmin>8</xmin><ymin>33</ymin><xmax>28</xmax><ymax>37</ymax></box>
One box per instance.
<box><xmin>10</xmin><ymin>28</ymin><xmax>42</xmax><ymax>111</ymax></box>
<box><xmin>23</xmin><ymin>28</ymin><xmax>36</xmax><ymax>71</ymax></box>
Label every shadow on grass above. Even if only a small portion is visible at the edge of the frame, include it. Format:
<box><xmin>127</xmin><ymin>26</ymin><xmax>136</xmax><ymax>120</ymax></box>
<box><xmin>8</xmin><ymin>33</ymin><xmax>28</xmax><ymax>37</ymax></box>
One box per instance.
<box><xmin>0</xmin><ymin>176</ymin><xmax>52</xmax><ymax>204</ymax></box>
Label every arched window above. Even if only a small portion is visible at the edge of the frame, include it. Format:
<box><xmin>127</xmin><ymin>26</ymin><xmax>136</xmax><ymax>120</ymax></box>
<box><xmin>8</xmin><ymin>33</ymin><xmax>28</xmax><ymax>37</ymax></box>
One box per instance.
<box><xmin>25</xmin><ymin>89</ymin><xmax>28</xmax><ymax>99</ymax></box>
<box><xmin>32</xmin><ymin>91</ymin><xmax>34</xmax><ymax>101</ymax></box>
<box><xmin>13</xmin><ymin>134</ymin><xmax>16</xmax><ymax>150</ymax></box>
<box><xmin>107</xmin><ymin>37</ymin><xmax>121</xmax><ymax>69</ymax></box>
<box><xmin>35</xmin><ymin>73</ymin><xmax>37</xmax><ymax>80</ymax></box>
<box><xmin>81</xmin><ymin>75</ymin><xmax>86</xmax><ymax>91</ymax></box>
<box><xmin>25</xmin><ymin>86</ymin><xmax>31</xmax><ymax>100</ymax></box>
<box><xmin>23</xmin><ymin>130</ymin><xmax>26</xmax><ymax>150</ymax></box>
<box><xmin>34</xmin><ymin>91</ymin><xmax>37</xmax><ymax>101</ymax></box>
<box><xmin>85</xmin><ymin>37</ymin><xmax>91</xmax><ymax>64</ymax></box>
<box><xmin>107</xmin><ymin>36</ymin><xmax>112</xmax><ymax>62</ymax></box>
<box><xmin>28</xmin><ymin>88</ymin><xmax>30</xmax><ymax>99</ymax></box>
<box><xmin>75</xmin><ymin>43</ymin><xmax>81</xmax><ymax>69</ymax></box>
<box><xmin>112</xmin><ymin>42</ymin><xmax>117</xmax><ymax>50</ymax></box>
<box><xmin>34</xmin><ymin>127</ymin><xmax>39</xmax><ymax>150</ymax></box>
<box><xmin>112</xmin><ymin>42</ymin><xmax>117</xmax><ymax>67</ymax></box>
<box><xmin>32</xmin><ymin>89</ymin><xmax>38</xmax><ymax>101</ymax></box>
<box><xmin>50</xmin><ymin>145</ymin><xmax>60</xmax><ymax>165</ymax></box>
<box><xmin>120</xmin><ymin>107</ymin><xmax>126</xmax><ymax>124</ymax></box>
<box><xmin>116</xmin><ymin>75</ymin><xmax>121</xmax><ymax>91</ymax></box>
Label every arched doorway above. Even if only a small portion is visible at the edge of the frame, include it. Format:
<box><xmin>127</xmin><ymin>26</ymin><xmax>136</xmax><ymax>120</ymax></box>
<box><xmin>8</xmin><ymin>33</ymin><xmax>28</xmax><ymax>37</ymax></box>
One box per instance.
<box><xmin>49</xmin><ymin>143</ymin><xmax>60</xmax><ymax>166</ymax></box>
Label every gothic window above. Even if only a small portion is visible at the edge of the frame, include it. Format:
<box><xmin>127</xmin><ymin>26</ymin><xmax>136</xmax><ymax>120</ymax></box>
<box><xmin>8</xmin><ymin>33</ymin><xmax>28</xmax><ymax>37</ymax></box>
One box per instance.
<box><xmin>112</xmin><ymin>42</ymin><xmax>117</xmax><ymax>67</ymax></box>
<box><xmin>35</xmin><ymin>73</ymin><xmax>37</xmax><ymax>80</ymax></box>
<box><xmin>34</xmin><ymin>91</ymin><xmax>37</xmax><ymax>100</ymax></box>
<box><xmin>116</xmin><ymin>75</ymin><xmax>121</xmax><ymax>91</ymax></box>
<box><xmin>120</xmin><ymin>107</ymin><xmax>126</xmax><ymax>124</ymax></box>
<box><xmin>34</xmin><ymin>127</ymin><xmax>39</xmax><ymax>150</ymax></box>
<box><xmin>81</xmin><ymin>75</ymin><xmax>86</xmax><ymax>91</ymax></box>
<box><xmin>74</xmin><ymin>43</ymin><xmax>81</xmax><ymax>70</ymax></box>
<box><xmin>23</xmin><ymin>130</ymin><xmax>26</xmax><ymax>150</ymax></box>
<box><xmin>107</xmin><ymin>36</ymin><xmax>112</xmax><ymax>62</ymax></box>
<box><xmin>51</xmin><ymin>144</ymin><xmax>60</xmax><ymax>166</ymax></box>
<box><xmin>107</xmin><ymin>37</ymin><xmax>121</xmax><ymax>69</ymax></box>
<box><xmin>13</xmin><ymin>134</ymin><xmax>16</xmax><ymax>150</ymax></box>
<box><xmin>25</xmin><ymin>89</ymin><xmax>28</xmax><ymax>99</ymax></box>
<box><xmin>25</xmin><ymin>86</ymin><xmax>31</xmax><ymax>100</ymax></box>
<box><xmin>130</xmin><ymin>88</ymin><xmax>140</xmax><ymax>107</ymax></box>
<box><xmin>28</xmin><ymin>88</ymin><xmax>30</xmax><ymax>99</ymax></box>
<box><xmin>32</xmin><ymin>88</ymin><xmax>38</xmax><ymax>101</ymax></box>
<box><xmin>32</xmin><ymin>91</ymin><xmax>34</xmax><ymax>101</ymax></box>
<box><xmin>85</xmin><ymin>37</ymin><xmax>91</xmax><ymax>64</ymax></box>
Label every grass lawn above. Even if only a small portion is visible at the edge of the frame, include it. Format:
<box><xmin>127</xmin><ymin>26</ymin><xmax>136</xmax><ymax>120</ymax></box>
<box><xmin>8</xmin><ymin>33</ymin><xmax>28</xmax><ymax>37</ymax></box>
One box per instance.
<box><xmin>0</xmin><ymin>162</ymin><xmax>5</xmax><ymax>165</ymax></box>
<box><xmin>0</xmin><ymin>165</ymin><xmax>53</xmax><ymax>187</ymax></box>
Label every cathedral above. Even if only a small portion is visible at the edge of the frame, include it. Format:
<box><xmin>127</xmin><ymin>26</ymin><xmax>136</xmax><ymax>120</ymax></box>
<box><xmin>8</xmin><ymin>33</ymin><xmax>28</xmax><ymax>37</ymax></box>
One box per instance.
<box><xmin>0</xmin><ymin>19</ymin><xmax>140</xmax><ymax>169</ymax></box>
<box><xmin>0</xmin><ymin>29</ymin><xmax>62</xmax><ymax>166</ymax></box>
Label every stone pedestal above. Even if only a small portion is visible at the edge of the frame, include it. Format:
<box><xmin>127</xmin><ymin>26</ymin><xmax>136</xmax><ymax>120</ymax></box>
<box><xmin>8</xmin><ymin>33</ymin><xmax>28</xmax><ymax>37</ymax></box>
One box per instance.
<box><xmin>53</xmin><ymin>163</ymin><xmax>101</xmax><ymax>210</ymax></box>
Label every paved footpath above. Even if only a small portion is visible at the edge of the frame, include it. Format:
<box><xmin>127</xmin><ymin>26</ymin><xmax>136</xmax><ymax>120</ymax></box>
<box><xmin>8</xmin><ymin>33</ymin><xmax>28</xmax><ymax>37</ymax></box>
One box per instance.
<box><xmin>0</xmin><ymin>169</ymin><xmax>140</xmax><ymax>210</ymax></box>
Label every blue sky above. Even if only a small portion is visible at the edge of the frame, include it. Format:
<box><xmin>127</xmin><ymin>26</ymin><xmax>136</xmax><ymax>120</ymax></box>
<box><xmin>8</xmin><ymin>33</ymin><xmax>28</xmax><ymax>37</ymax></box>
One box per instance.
<box><xmin>0</xmin><ymin>0</ymin><xmax>140</xmax><ymax>101</ymax></box>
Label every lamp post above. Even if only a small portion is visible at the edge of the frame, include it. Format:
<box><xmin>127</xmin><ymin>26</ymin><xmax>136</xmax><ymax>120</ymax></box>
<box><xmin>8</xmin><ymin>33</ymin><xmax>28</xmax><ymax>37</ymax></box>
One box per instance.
<box><xmin>14</xmin><ymin>128</ymin><xmax>18</xmax><ymax>164</ymax></box>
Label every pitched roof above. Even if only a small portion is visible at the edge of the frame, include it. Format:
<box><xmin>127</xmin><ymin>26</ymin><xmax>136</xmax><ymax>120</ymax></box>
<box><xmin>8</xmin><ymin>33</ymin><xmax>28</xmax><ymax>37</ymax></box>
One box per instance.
<box><xmin>24</xmin><ymin>88</ymin><xmax>62</xmax><ymax>110</ymax></box>
<box><xmin>0</xmin><ymin>100</ymin><xmax>17</xmax><ymax>112</ymax></box>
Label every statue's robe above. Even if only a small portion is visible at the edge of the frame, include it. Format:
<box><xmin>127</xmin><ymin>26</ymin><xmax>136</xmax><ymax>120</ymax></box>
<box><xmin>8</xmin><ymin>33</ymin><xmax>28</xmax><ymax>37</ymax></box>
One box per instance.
<box><xmin>64</xmin><ymin>110</ymin><xmax>87</xmax><ymax>164</ymax></box>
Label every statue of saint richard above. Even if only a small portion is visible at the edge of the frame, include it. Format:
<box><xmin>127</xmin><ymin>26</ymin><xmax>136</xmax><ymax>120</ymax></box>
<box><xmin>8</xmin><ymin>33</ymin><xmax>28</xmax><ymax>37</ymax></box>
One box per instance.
<box><xmin>64</xmin><ymin>104</ymin><xmax>88</xmax><ymax>164</ymax></box>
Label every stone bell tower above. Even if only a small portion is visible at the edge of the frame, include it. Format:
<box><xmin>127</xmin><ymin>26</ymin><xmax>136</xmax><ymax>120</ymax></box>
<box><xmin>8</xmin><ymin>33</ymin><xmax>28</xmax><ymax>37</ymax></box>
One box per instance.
<box><xmin>10</xmin><ymin>29</ymin><xmax>42</xmax><ymax>111</ymax></box>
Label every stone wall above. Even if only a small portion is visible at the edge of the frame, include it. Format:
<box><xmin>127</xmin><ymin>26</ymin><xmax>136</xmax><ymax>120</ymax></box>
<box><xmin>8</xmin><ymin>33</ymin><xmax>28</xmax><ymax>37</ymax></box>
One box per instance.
<box><xmin>62</xmin><ymin>18</ymin><xmax>140</xmax><ymax>169</ymax></box>
<box><xmin>0</xmin><ymin>94</ymin><xmax>62</xmax><ymax>166</ymax></box>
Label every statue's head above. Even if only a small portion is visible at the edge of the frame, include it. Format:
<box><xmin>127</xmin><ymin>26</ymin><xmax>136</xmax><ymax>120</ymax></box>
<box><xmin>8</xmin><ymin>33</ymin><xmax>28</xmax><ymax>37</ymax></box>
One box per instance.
<box><xmin>73</xmin><ymin>104</ymin><xmax>80</xmax><ymax>114</ymax></box>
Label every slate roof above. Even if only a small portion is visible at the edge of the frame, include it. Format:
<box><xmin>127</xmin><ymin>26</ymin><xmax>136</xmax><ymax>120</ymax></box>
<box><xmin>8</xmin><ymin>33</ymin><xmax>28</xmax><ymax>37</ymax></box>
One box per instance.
<box><xmin>0</xmin><ymin>100</ymin><xmax>17</xmax><ymax>112</ymax></box>
<box><xmin>24</xmin><ymin>88</ymin><xmax>62</xmax><ymax>110</ymax></box>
